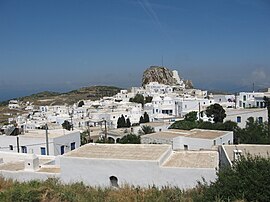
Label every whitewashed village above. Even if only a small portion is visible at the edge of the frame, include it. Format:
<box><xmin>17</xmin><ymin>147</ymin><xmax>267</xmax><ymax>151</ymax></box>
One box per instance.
<box><xmin>0</xmin><ymin>66</ymin><xmax>270</xmax><ymax>189</ymax></box>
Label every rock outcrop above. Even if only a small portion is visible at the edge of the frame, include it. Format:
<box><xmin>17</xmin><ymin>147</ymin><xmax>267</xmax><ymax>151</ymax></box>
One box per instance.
<box><xmin>142</xmin><ymin>66</ymin><xmax>193</xmax><ymax>88</ymax></box>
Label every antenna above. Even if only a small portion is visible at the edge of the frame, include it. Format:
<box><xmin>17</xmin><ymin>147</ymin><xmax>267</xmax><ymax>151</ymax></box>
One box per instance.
<box><xmin>162</xmin><ymin>55</ymin><xmax>163</xmax><ymax>67</ymax></box>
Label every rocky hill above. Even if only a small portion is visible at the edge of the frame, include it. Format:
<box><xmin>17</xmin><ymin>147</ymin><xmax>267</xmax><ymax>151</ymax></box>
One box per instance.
<box><xmin>142</xmin><ymin>66</ymin><xmax>193</xmax><ymax>88</ymax></box>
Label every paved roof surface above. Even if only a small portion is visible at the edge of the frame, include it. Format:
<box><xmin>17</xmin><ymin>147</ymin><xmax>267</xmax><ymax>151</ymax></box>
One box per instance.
<box><xmin>162</xmin><ymin>151</ymin><xmax>218</xmax><ymax>168</ymax></box>
<box><xmin>21</xmin><ymin>129</ymin><xmax>79</xmax><ymax>139</ymax></box>
<box><xmin>144</xmin><ymin>129</ymin><xmax>230</xmax><ymax>140</ymax></box>
<box><xmin>223</xmin><ymin>144</ymin><xmax>270</xmax><ymax>162</ymax></box>
<box><xmin>0</xmin><ymin>161</ymin><xmax>24</xmax><ymax>171</ymax></box>
<box><xmin>64</xmin><ymin>144</ymin><xmax>171</xmax><ymax>160</ymax></box>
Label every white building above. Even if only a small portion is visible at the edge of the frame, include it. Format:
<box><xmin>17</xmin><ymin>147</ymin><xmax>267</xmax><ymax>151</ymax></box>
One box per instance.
<box><xmin>0</xmin><ymin>129</ymin><xmax>80</xmax><ymax>156</ymax></box>
<box><xmin>225</xmin><ymin>108</ymin><xmax>268</xmax><ymax>128</ymax></box>
<box><xmin>237</xmin><ymin>92</ymin><xmax>265</xmax><ymax>108</ymax></box>
<box><xmin>142</xmin><ymin>129</ymin><xmax>233</xmax><ymax>150</ymax></box>
<box><xmin>8</xmin><ymin>100</ymin><xmax>20</xmax><ymax>109</ymax></box>
<box><xmin>213</xmin><ymin>94</ymin><xmax>235</xmax><ymax>108</ymax></box>
<box><xmin>0</xmin><ymin>144</ymin><xmax>218</xmax><ymax>189</ymax></box>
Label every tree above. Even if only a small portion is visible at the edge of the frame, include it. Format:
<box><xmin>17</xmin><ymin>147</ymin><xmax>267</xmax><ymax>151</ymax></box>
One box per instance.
<box><xmin>62</xmin><ymin>120</ymin><xmax>72</xmax><ymax>131</ymax></box>
<box><xmin>80</xmin><ymin>131</ymin><xmax>88</xmax><ymax>145</ymax></box>
<box><xmin>202</xmin><ymin>155</ymin><xmax>270</xmax><ymax>202</ymax></box>
<box><xmin>143</xmin><ymin>112</ymin><xmax>150</xmax><ymax>123</ymax></box>
<box><xmin>119</xmin><ymin>134</ymin><xmax>141</xmax><ymax>144</ymax></box>
<box><xmin>141</xmin><ymin>125</ymin><xmax>155</xmax><ymax>134</ymax></box>
<box><xmin>117</xmin><ymin>114</ymin><xmax>126</xmax><ymax>128</ymax></box>
<box><xmin>139</xmin><ymin>116</ymin><xmax>145</xmax><ymax>124</ymax></box>
<box><xmin>184</xmin><ymin>111</ymin><xmax>197</xmax><ymax>122</ymax></box>
<box><xmin>169</xmin><ymin>120</ymin><xmax>197</xmax><ymax>130</ymax></box>
<box><xmin>129</xmin><ymin>94</ymin><xmax>144</xmax><ymax>106</ymax></box>
<box><xmin>78</xmin><ymin>100</ymin><xmax>85</xmax><ymax>107</ymax></box>
<box><xmin>126</xmin><ymin>118</ymin><xmax>131</xmax><ymax>128</ymax></box>
<box><xmin>205</xmin><ymin>103</ymin><xmax>226</xmax><ymax>123</ymax></box>
<box><xmin>234</xmin><ymin>117</ymin><xmax>269</xmax><ymax>144</ymax></box>
<box><xmin>145</xmin><ymin>96</ymin><xmax>153</xmax><ymax>104</ymax></box>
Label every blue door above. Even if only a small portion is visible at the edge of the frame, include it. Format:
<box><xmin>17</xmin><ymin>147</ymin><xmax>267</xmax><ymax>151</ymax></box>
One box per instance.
<box><xmin>61</xmin><ymin>145</ymin><xmax>65</xmax><ymax>155</ymax></box>
<box><xmin>41</xmin><ymin>147</ymin><xmax>46</xmax><ymax>155</ymax></box>
<box><xmin>21</xmin><ymin>146</ymin><xmax>27</xmax><ymax>153</ymax></box>
<box><xmin>71</xmin><ymin>142</ymin><xmax>75</xmax><ymax>150</ymax></box>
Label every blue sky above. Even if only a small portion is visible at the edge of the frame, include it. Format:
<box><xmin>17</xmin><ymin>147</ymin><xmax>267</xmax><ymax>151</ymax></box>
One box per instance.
<box><xmin>0</xmin><ymin>0</ymin><xmax>270</xmax><ymax>101</ymax></box>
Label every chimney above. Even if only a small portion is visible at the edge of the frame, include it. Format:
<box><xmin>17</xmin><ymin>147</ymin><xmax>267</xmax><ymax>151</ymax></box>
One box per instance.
<box><xmin>24</xmin><ymin>154</ymin><xmax>39</xmax><ymax>171</ymax></box>
<box><xmin>233</xmin><ymin>149</ymin><xmax>242</xmax><ymax>161</ymax></box>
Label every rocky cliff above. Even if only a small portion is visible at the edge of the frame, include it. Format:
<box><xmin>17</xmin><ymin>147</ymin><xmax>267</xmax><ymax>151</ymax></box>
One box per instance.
<box><xmin>142</xmin><ymin>66</ymin><xmax>193</xmax><ymax>88</ymax></box>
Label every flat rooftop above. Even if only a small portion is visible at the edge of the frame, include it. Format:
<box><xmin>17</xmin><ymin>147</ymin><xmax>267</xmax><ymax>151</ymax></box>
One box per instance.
<box><xmin>144</xmin><ymin>129</ymin><xmax>230</xmax><ymax>140</ymax></box>
<box><xmin>162</xmin><ymin>151</ymin><xmax>218</xmax><ymax>168</ymax></box>
<box><xmin>223</xmin><ymin>144</ymin><xmax>270</xmax><ymax>162</ymax></box>
<box><xmin>225</xmin><ymin>108</ymin><xmax>267</xmax><ymax>116</ymax></box>
<box><xmin>64</xmin><ymin>144</ymin><xmax>171</xmax><ymax>161</ymax></box>
<box><xmin>21</xmin><ymin>129</ymin><xmax>78</xmax><ymax>139</ymax></box>
<box><xmin>0</xmin><ymin>156</ymin><xmax>56</xmax><ymax>172</ymax></box>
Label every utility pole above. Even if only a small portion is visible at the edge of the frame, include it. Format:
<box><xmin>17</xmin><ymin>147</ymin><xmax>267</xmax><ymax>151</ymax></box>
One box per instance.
<box><xmin>104</xmin><ymin>120</ymin><xmax>107</xmax><ymax>143</ymax></box>
<box><xmin>45</xmin><ymin>124</ymin><xmax>49</xmax><ymax>156</ymax></box>
<box><xmin>252</xmin><ymin>83</ymin><xmax>255</xmax><ymax>93</ymax></box>
<box><xmin>87</xmin><ymin>121</ymin><xmax>91</xmax><ymax>143</ymax></box>
<box><xmin>69</xmin><ymin>108</ymin><xmax>74</xmax><ymax>131</ymax></box>
<box><xmin>162</xmin><ymin>55</ymin><xmax>163</xmax><ymax>67</ymax></box>
<box><xmin>264</xmin><ymin>96</ymin><xmax>270</xmax><ymax>141</ymax></box>
<box><xmin>198</xmin><ymin>102</ymin><xmax>201</xmax><ymax>121</ymax></box>
<box><xmin>235</xmin><ymin>92</ymin><xmax>237</xmax><ymax>109</ymax></box>
<box><xmin>16</xmin><ymin>136</ymin><xmax>20</xmax><ymax>153</ymax></box>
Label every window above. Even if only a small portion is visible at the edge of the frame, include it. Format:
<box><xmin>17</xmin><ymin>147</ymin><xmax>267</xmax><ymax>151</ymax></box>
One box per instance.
<box><xmin>61</xmin><ymin>145</ymin><xmax>65</xmax><ymax>155</ymax></box>
<box><xmin>9</xmin><ymin>145</ymin><xmax>13</xmax><ymax>150</ymax></box>
<box><xmin>213</xmin><ymin>140</ymin><xmax>216</xmax><ymax>145</ymax></box>
<box><xmin>41</xmin><ymin>147</ymin><xmax>46</xmax><ymax>155</ymax></box>
<box><xmin>243</xmin><ymin>103</ymin><xmax>246</xmax><ymax>108</ymax></box>
<box><xmin>21</xmin><ymin>146</ymin><xmax>27</xmax><ymax>153</ymax></box>
<box><xmin>243</xmin><ymin>95</ymin><xmax>246</xmax><ymax>101</ymax></box>
<box><xmin>237</xmin><ymin>116</ymin><xmax>241</xmax><ymax>123</ymax></box>
<box><xmin>184</xmin><ymin>145</ymin><xmax>188</xmax><ymax>150</ymax></box>
<box><xmin>258</xmin><ymin>117</ymin><xmax>263</xmax><ymax>123</ymax></box>
<box><xmin>71</xmin><ymin>142</ymin><xmax>76</xmax><ymax>150</ymax></box>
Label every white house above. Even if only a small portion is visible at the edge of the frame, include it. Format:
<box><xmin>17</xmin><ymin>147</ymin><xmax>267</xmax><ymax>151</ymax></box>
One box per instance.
<box><xmin>225</xmin><ymin>108</ymin><xmax>268</xmax><ymax>128</ymax></box>
<box><xmin>60</xmin><ymin>144</ymin><xmax>218</xmax><ymax>189</ymax></box>
<box><xmin>8</xmin><ymin>100</ymin><xmax>20</xmax><ymax>109</ymax></box>
<box><xmin>237</xmin><ymin>92</ymin><xmax>265</xmax><ymax>108</ymax></box>
<box><xmin>142</xmin><ymin>129</ymin><xmax>233</xmax><ymax>150</ymax></box>
<box><xmin>0</xmin><ymin>144</ymin><xmax>218</xmax><ymax>189</ymax></box>
<box><xmin>0</xmin><ymin>129</ymin><xmax>80</xmax><ymax>156</ymax></box>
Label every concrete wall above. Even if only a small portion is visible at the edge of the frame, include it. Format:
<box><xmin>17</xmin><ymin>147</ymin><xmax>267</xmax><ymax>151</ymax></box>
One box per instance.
<box><xmin>173</xmin><ymin>136</ymin><xmax>212</xmax><ymax>150</ymax></box>
<box><xmin>53</xmin><ymin>131</ymin><xmax>81</xmax><ymax>155</ymax></box>
<box><xmin>173</xmin><ymin>132</ymin><xmax>233</xmax><ymax>150</ymax></box>
<box><xmin>59</xmin><ymin>156</ymin><xmax>216</xmax><ymax>189</ymax></box>
<box><xmin>0</xmin><ymin>170</ymin><xmax>60</xmax><ymax>182</ymax></box>
<box><xmin>218</xmin><ymin>145</ymin><xmax>231</xmax><ymax>168</ymax></box>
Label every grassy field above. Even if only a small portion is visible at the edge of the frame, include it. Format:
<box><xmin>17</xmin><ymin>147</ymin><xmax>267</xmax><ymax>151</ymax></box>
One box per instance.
<box><xmin>0</xmin><ymin>177</ymin><xmax>207</xmax><ymax>202</ymax></box>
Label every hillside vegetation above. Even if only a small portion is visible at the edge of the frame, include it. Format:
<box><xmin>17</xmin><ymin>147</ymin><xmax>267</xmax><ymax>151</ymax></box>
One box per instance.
<box><xmin>1</xmin><ymin>86</ymin><xmax>122</xmax><ymax>106</ymax></box>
